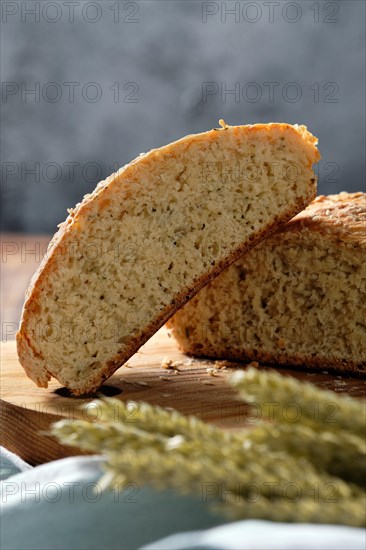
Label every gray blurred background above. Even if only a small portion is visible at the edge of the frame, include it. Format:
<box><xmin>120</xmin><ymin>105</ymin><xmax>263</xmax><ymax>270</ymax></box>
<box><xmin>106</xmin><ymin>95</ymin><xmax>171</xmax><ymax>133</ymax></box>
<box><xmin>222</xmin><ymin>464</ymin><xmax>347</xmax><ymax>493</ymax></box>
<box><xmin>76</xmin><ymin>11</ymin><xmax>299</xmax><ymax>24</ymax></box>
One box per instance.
<box><xmin>1</xmin><ymin>0</ymin><xmax>365</xmax><ymax>233</ymax></box>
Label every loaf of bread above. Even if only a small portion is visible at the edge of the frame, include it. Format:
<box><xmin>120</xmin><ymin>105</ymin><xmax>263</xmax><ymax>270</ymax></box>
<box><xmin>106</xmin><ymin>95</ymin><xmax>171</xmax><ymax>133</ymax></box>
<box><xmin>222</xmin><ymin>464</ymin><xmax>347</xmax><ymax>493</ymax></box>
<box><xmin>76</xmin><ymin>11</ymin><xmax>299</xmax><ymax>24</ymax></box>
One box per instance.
<box><xmin>168</xmin><ymin>193</ymin><xmax>366</xmax><ymax>375</ymax></box>
<box><xmin>17</xmin><ymin>123</ymin><xmax>319</xmax><ymax>394</ymax></box>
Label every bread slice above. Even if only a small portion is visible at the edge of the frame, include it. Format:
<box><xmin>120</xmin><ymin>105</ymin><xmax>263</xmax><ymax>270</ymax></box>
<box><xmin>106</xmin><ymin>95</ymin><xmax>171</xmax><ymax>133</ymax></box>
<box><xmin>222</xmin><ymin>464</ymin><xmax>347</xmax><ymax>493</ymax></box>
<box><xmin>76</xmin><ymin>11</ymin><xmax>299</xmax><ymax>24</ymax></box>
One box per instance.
<box><xmin>168</xmin><ymin>193</ymin><xmax>366</xmax><ymax>375</ymax></box>
<box><xmin>17</xmin><ymin>123</ymin><xmax>319</xmax><ymax>394</ymax></box>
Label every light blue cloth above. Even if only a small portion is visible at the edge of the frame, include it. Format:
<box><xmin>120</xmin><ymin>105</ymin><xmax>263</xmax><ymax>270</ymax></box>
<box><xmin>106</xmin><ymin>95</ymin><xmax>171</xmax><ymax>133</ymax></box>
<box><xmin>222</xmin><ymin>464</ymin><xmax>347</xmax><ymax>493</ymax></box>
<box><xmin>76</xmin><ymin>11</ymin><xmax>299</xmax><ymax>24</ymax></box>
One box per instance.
<box><xmin>0</xmin><ymin>455</ymin><xmax>223</xmax><ymax>549</ymax></box>
<box><xmin>143</xmin><ymin>521</ymin><xmax>366</xmax><ymax>550</ymax></box>
<box><xmin>1</xmin><ymin>452</ymin><xmax>365</xmax><ymax>550</ymax></box>
<box><xmin>0</xmin><ymin>447</ymin><xmax>32</xmax><ymax>480</ymax></box>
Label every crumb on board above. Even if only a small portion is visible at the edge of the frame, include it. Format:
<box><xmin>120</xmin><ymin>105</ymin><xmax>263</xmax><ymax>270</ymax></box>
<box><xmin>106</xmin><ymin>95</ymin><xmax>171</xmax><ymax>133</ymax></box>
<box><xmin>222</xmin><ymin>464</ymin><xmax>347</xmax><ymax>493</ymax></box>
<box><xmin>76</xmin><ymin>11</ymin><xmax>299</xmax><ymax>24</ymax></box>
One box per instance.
<box><xmin>206</xmin><ymin>367</ymin><xmax>219</xmax><ymax>377</ymax></box>
<box><xmin>161</xmin><ymin>356</ymin><xmax>182</xmax><ymax>374</ymax></box>
<box><xmin>123</xmin><ymin>363</ymin><xmax>132</xmax><ymax>368</ymax></box>
<box><xmin>159</xmin><ymin>376</ymin><xmax>172</xmax><ymax>382</ymax></box>
<box><xmin>161</xmin><ymin>393</ymin><xmax>171</xmax><ymax>398</ymax></box>
<box><xmin>214</xmin><ymin>360</ymin><xmax>230</xmax><ymax>370</ymax></box>
<box><xmin>161</xmin><ymin>357</ymin><xmax>173</xmax><ymax>369</ymax></box>
<box><xmin>214</xmin><ymin>359</ymin><xmax>238</xmax><ymax>370</ymax></box>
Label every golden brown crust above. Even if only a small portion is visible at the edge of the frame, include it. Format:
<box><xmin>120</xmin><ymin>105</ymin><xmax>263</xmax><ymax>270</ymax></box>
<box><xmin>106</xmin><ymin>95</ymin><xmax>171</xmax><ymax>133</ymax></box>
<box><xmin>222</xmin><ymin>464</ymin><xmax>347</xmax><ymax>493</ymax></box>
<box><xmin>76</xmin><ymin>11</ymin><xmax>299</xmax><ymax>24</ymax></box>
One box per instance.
<box><xmin>16</xmin><ymin>123</ymin><xmax>319</xmax><ymax>395</ymax></box>
<box><xmin>176</xmin><ymin>343</ymin><xmax>366</xmax><ymax>377</ymax></box>
<box><xmin>279</xmin><ymin>192</ymin><xmax>366</xmax><ymax>248</ymax></box>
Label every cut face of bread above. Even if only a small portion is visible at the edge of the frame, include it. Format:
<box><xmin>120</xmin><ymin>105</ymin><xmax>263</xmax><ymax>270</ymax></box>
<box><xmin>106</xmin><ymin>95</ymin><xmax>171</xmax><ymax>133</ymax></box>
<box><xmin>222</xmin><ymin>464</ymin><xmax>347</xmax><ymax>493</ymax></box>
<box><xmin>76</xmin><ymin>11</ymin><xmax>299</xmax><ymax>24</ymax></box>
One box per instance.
<box><xmin>168</xmin><ymin>193</ymin><xmax>366</xmax><ymax>375</ymax></box>
<box><xmin>17</xmin><ymin>123</ymin><xmax>319</xmax><ymax>394</ymax></box>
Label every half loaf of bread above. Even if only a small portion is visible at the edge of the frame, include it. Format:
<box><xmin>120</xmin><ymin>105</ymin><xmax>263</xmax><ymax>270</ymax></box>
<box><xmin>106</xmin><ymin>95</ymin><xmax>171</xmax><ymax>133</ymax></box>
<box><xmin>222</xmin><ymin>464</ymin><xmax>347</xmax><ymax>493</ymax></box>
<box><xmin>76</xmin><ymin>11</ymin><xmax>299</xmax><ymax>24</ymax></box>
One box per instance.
<box><xmin>17</xmin><ymin>123</ymin><xmax>319</xmax><ymax>394</ymax></box>
<box><xmin>167</xmin><ymin>193</ymin><xmax>365</xmax><ymax>375</ymax></box>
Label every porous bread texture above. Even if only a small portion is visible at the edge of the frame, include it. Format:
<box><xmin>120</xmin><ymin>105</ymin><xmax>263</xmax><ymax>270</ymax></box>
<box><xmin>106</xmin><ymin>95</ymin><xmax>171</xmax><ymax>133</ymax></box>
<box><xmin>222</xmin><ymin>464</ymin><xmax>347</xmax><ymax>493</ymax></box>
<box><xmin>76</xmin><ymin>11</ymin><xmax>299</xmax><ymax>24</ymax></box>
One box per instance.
<box><xmin>167</xmin><ymin>193</ymin><xmax>366</xmax><ymax>375</ymax></box>
<box><xmin>17</xmin><ymin>123</ymin><xmax>319</xmax><ymax>394</ymax></box>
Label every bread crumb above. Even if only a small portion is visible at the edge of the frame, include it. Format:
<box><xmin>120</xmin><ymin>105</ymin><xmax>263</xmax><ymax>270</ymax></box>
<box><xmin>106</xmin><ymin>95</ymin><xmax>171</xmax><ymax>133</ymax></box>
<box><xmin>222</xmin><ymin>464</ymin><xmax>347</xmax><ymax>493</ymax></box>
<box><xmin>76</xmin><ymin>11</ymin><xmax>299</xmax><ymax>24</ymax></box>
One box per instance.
<box><xmin>214</xmin><ymin>360</ymin><xmax>231</xmax><ymax>369</ymax></box>
<box><xmin>159</xmin><ymin>376</ymin><xmax>171</xmax><ymax>382</ymax></box>
<box><xmin>206</xmin><ymin>367</ymin><xmax>219</xmax><ymax>377</ymax></box>
<box><xmin>161</xmin><ymin>357</ymin><xmax>182</xmax><ymax>374</ymax></box>
<box><xmin>161</xmin><ymin>357</ymin><xmax>173</xmax><ymax>369</ymax></box>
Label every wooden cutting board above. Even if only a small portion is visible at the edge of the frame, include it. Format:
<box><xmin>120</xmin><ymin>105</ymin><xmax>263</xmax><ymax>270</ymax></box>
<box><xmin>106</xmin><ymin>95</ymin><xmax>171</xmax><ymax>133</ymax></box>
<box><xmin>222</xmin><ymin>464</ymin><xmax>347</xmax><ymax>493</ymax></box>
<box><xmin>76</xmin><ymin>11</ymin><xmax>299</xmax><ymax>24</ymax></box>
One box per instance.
<box><xmin>1</xmin><ymin>327</ymin><xmax>365</xmax><ymax>466</ymax></box>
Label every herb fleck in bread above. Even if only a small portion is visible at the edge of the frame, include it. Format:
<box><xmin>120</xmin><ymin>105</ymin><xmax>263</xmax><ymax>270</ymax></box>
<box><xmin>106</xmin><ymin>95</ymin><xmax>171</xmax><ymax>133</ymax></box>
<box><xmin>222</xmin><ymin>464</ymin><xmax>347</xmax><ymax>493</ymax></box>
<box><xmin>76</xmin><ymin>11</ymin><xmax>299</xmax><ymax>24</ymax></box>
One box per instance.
<box><xmin>17</xmin><ymin>123</ymin><xmax>319</xmax><ymax>394</ymax></box>
<box><xmin>168</xmin><ymin>193</ymin><xmax>366</xmax><ymax>375</ymax></box>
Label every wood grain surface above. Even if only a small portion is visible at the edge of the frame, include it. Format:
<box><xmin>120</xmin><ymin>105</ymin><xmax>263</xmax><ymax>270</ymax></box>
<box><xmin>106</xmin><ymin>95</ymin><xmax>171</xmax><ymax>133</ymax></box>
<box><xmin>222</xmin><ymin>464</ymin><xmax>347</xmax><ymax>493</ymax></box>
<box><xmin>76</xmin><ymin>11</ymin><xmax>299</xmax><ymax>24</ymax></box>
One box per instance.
<box><xmin>1</xmin><ymin>235</ymin><xmax>365</xmax><ymax>466</ymax></box>
<box><xmin>1</xmin><ymin>327</ymin><xmax>365</xmax><ymax>466</ymax></box>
